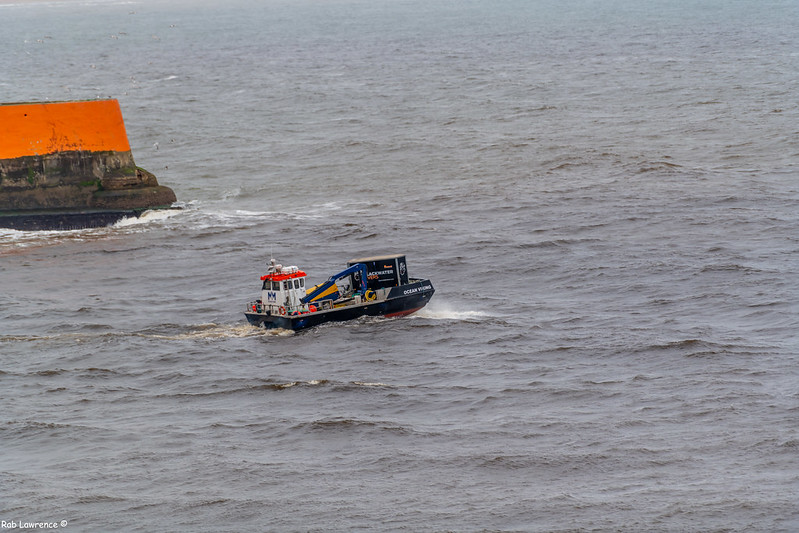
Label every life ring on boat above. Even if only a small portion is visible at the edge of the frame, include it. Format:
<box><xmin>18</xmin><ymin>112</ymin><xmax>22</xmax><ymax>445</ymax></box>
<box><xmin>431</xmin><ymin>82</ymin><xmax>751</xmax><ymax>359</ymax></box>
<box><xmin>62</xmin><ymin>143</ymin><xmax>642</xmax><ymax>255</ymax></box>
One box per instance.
<box><xmin>278</xmin><ymin>306</ymin><xmax>286</xmax><ymax>315</ymax></box>
<box><xmin>364</xmin><ymin>289</ymin><xmax>376</xmax><ymax>301</ymax></box>
<box><xmin>309</xmin><ymin>304</ymin><xmax>317</xmax><ymax>313</ymax></box>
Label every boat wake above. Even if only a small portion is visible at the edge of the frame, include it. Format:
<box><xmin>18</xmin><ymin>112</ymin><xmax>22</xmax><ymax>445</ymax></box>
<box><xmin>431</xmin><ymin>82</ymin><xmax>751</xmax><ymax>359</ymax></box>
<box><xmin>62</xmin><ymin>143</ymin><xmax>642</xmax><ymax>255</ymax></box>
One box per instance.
<box><xmin>413</xmin><ymin>302</ymin><xmax>491</xmax><ymax>322</ymax></box>
<box><xmin>0</xmin><ymin>324</ymin><xmax>293</xmax><ymax>345</ymax></box>
<box><xmin>139</xmin><ymin>323</ymin><xmax>294</xmax><ymax>340</ymax></box>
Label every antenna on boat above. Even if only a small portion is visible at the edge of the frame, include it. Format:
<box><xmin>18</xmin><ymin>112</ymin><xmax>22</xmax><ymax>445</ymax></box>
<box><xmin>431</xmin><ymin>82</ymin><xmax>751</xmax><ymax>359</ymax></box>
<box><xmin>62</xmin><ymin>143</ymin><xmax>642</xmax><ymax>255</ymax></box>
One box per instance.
<box><xmin>267</xmin><ymin>245</ymin><xmax>277</xmax><ymax>274</ymax></box>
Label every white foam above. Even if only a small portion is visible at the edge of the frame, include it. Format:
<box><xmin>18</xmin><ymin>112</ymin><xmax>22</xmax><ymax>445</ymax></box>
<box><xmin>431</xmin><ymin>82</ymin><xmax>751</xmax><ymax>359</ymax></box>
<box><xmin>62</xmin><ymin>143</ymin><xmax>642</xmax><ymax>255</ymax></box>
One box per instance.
<box><xmin>141</xmin><ymin>323</ymin><xmax>294</xmax><ymax>340</ymax></box>
<box><xmin>0</xmin><ymin>225</ymin><xmax>113</xmax><ymax>253</ymax></box>
<box><xmin>0</xmin><ymin>228</ymin><xmax>24</xmax><ymax>241</ymax></box>
<box><xmin>1</xmin><ymin>209</ymin><xmax>181</xmax><ymax>254</ymax></box>
<box><xmin>220</xmin><ymin>187</ymin><xmax>242</xmax><ymax>201</ymax></box>
<box><xmin>414</xmin><ymin>302</ymin><xmax>491</xmax><ymax>321</ymax></box>
<box><xmin>113</xmin><ymin>208</ymin><xmax>182</xmax><ymax>228</ymax></box>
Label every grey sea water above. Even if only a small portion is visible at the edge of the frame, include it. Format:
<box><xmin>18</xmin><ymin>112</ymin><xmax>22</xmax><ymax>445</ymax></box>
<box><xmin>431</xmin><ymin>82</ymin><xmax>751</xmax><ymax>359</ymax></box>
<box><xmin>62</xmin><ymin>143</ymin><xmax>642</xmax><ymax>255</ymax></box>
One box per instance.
<box><xmin>1</xmin><ymin>0</ymin><xmax>798</xmax><ymax>531</ymax></box>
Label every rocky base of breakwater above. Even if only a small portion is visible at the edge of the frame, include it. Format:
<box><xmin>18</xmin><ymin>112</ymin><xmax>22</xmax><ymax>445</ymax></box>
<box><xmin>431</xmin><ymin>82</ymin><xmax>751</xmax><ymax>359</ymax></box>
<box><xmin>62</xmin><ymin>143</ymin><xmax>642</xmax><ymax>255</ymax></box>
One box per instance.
<box><xmin>0</xmin><ymin>151</ymin><xmax>177</xmax><ymax>230</ymax></box>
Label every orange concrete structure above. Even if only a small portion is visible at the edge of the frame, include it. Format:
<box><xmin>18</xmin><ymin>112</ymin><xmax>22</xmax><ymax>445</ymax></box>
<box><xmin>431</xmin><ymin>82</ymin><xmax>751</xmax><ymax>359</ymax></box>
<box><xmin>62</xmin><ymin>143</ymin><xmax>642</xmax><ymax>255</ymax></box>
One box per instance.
<box><xmin>0</xmin><ymin>99</ymin><xmax>177</xmax><ymax>229</ymax></box>
<box><xmin>0</xmin><ymin>100</ymin><xmax>132</xmax><ymax>159</ymax></box>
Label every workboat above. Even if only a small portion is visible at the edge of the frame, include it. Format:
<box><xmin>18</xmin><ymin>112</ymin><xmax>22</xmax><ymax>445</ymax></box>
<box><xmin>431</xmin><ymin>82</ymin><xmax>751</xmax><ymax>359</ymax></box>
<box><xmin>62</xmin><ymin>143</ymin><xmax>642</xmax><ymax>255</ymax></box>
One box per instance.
<box><xmin>245</xmin><ymin>254</ymin><xmax>435</xmax><ymax>331</ymax></box>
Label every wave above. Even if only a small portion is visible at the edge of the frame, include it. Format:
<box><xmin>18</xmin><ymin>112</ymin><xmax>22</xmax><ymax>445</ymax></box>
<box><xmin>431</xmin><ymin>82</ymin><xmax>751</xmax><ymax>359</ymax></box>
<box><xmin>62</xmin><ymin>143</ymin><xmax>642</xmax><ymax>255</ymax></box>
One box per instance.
<box><xmin>699</xmin><ymin>263</ymin><xmax>763</xmax><ymax>274</ymax></box>
<box><xmin>632</xmin><ymin>338</ymin><xmax>776</xmax><ymax>357</ymax></box>
<box><xmin>0</xmin><ymin>208</ymin><xmax>184</xmax><ymax>255</ymax></box>
<box><xmin>113</xmin><ymin>208</ymin><xmax>182</xmax><ymax>228</ymax></box>
<box><xmin>161</xmin><ymin>379</ymin><xmax>328</xmax><ymax>398</ymax></box>
<box><xmin>295</xmin><ymin>417</ymin><xmax>412</xmax><ymax>435</ymax></box>
<box><xmin>0</xmin><ymin>200</ymin><xmax>374</xmax><ymax>255</ymax></box>
<box><xmin>1</xmin><ymin>420</ymin><xmax>117</xmax><ymax>441</ymax></box>
<box><xmin>155</xmin><ymin>379</ymin><xmax>399</xmax><ymax>400</ymax></box>
<box><xmin>0</xmin><ymin>225</ymin><xmax>108</xmax><ymax>251</ymax></box>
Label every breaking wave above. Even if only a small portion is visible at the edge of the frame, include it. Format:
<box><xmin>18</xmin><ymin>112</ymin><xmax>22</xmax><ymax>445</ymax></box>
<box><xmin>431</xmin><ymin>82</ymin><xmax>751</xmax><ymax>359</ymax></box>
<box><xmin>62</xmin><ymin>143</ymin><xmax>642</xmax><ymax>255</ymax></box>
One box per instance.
<box><xmin>113</xmin><ymin>208</ymin><xmax>183</xmax><ymax>228</ymax></box>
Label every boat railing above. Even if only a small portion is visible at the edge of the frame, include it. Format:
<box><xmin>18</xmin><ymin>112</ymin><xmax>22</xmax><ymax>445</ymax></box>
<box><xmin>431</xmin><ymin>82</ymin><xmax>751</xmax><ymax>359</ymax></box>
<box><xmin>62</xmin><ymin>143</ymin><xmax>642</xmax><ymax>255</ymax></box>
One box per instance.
<box><xmin>247</xmin><ymin>299</ymin><xmax>336</xmax><ymax>315</ymax></box>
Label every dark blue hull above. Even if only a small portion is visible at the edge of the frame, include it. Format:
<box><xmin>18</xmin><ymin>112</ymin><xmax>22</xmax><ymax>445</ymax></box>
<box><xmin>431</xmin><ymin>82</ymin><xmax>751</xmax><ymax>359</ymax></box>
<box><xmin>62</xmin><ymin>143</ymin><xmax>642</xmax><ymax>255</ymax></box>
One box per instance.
<box><xmin>245</xmin><ymin>279</ymin><xmax>434</xmax><ymax>331</ymax></box>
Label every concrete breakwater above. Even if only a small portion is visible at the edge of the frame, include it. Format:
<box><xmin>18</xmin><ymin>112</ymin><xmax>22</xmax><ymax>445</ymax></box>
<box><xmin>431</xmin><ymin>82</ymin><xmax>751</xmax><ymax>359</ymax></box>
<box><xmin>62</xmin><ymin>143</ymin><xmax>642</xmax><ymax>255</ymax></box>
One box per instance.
<box><xmin>0</xmin><ymin>99</ymin><xmax>176</xmax><ymax>229</ymax></box>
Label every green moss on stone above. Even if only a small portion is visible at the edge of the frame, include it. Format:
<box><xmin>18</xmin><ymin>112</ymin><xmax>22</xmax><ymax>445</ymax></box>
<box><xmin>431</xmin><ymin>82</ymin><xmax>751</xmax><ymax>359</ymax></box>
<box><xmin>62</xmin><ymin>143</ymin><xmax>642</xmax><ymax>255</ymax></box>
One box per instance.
<box><xmin>79</xmin><ymin>179</ymin><xmax>103</xmax><ymax>190</ymax></box>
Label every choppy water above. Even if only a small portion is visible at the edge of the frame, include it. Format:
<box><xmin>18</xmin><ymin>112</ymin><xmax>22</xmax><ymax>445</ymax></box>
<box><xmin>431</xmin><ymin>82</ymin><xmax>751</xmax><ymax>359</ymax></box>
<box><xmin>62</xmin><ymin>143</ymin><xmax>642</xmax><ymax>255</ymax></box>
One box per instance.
<box><xmin>2</xmin><ymin>0</ymin><xmax>799</xmax><ymax>531</ymax></box>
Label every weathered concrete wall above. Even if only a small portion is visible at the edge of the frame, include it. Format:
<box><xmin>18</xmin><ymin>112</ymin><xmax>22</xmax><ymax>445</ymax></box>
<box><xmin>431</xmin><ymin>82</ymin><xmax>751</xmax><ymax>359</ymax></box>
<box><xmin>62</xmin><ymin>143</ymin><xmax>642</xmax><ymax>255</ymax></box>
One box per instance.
<box><xmin>0</xmin><ymin>99</ymin><xmax>176</xmax><ymax>212</ymax></box>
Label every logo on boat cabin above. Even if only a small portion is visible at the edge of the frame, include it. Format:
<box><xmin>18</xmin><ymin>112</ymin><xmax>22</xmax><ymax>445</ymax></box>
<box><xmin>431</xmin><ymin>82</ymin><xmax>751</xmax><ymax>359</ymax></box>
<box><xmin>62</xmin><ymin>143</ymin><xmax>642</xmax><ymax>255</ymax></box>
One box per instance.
<box><xmin>368</xmin><ymin>266</ymin><xmax>395</xmax><ymax>280</ymax></box>
<box><xmin>266</xmin><ymin>291</ymin><xmax>277</xmax><ymax>302</ymax></box>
